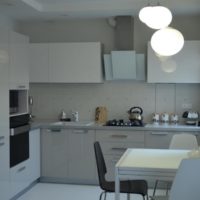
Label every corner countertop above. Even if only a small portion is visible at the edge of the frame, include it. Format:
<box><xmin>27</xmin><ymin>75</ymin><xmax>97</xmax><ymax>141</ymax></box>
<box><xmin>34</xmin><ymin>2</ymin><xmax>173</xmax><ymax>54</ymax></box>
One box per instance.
<box><xmin>30</xmin><ymin>119</ymin><xmax>200</xmax><ymax>132</ymax></box>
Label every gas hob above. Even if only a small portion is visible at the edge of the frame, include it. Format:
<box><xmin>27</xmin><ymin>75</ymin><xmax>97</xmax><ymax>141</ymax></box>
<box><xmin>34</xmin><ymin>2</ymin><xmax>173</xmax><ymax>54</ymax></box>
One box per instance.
<box><xmin>105</xmin><ymin>119</ymin><xmax>144</xmax><ymax>127</ymax></box>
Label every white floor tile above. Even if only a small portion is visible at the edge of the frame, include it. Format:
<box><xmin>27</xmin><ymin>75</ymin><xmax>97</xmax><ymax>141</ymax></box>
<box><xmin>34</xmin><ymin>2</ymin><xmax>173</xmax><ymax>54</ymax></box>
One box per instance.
<box><xmin>17</xmin><ymin>183</ymin><xmax>152</xmax><ymax>200</ymax></box>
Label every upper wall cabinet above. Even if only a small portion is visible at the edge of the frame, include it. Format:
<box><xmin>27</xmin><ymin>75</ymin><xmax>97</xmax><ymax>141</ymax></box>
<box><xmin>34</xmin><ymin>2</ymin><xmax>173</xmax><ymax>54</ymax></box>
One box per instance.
<box><xmin>30</xmin><ymin>43</ymin><xmax>49</xmax><ymax>83</ymax></box>
<box><xmin>104</xmin><ymin>51</ymin><xmax>146</xmax><ymax>81</ymax></box>
<box><xmin>147</xmin><ymin>41</ymin><xmax>200</xmax><ymax>83</ymax></box>
<box><xmin>9</xmin><ymin>31</ymin><xmax>29</xmax><ymax>89</ymax></box>
<box><xmin>30</xmin><ymin>42</ymin><xmax>103</xmax><ymax>83</ymax></box>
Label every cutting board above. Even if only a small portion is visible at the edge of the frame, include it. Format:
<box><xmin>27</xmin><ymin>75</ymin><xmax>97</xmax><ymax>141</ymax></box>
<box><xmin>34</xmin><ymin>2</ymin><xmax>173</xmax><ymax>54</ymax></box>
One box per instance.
<box><xmin>95</xmin><ymin>106</ymin><xmax>108</xmax><ymax>124</ymax></box>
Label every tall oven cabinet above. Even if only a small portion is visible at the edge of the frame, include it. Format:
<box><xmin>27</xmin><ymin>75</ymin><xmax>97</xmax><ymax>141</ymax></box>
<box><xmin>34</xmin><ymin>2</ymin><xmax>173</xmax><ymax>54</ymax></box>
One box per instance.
<box><xmin>0</xmin><ymin>29</ymin><xmax>10</xmax><ymax>200</ymax></box>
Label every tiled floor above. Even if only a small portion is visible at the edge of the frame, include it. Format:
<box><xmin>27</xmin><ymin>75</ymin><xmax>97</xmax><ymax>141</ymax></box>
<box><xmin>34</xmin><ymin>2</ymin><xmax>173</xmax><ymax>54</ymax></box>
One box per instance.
<box><xmin>17</xmin><ymin>183</ymin><xmax>157</xmax><ymax>200</ymax></box>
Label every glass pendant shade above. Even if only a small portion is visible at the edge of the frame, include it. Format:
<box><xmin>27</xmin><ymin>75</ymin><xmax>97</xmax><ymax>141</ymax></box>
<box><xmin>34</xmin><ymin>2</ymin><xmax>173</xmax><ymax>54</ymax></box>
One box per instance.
<box><xmin>151</xmin><ymin>27</ymin><xmax>184</xmax><ymax>56</ymax></box>
<box><xmin>139</xmin><ymin>6</ymin><xmax>172</xmax><ymax>29</ymax></box>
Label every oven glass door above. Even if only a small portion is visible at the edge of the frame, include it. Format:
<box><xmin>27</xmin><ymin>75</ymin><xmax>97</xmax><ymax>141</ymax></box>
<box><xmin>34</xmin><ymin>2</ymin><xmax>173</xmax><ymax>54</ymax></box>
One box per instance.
<box><xmin>10</xmin><ymin>125</ymin><xmax>29</xmax><ymax>168</ymax></box>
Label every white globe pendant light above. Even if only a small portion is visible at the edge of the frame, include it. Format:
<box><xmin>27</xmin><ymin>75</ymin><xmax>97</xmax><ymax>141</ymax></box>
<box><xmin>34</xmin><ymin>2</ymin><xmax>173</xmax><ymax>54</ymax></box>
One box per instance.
<box><xmin>146</xmin><ymin>6</ymin><xmax>172</xmax><ymax>29</ymax></box>
<box><xmin>139</xmin><ymin>6</ymin><xmax>153</xmax><ymax>23</ymax></box>
<box><xmin>139</xmin><ymin>6</ymin><xmax>172</xmax><ymax>29</ymax></box>
<box><xmin>151</xmin><ymin>27</ymin><xmax>184</xmax><ymax>56</ymax></box>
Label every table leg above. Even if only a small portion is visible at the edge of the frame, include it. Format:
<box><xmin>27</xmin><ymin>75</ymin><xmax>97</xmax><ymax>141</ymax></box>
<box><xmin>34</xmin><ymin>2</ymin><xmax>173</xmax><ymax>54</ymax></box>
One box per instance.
<box><xmin>115</xmin><ymin>167</ymin><xmax>120</xmax><ymax>200</ymax></box>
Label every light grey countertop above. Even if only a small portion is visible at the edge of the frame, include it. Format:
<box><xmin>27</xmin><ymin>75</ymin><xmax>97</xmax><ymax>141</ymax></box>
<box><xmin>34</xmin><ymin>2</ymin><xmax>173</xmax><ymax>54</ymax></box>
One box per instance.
<box><xmin>30</xmin><ymin>120</ymin><xmax>200</xmax><ymax>132</ymax></box>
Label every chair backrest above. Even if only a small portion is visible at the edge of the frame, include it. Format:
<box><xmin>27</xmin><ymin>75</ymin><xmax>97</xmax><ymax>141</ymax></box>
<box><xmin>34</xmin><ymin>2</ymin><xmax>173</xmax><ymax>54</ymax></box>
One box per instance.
<box><xmin>94</xmin><ymin>141</ymin><xmax>107</xmax><ymax>188</ymax></box>
<box><xmin>169</xmin><ymin>158</ymin><xmax>200</xmax><ymax>200</ymax></box>
<box><xmin>169</xmin><ymin>133</ymin><xmax>198</xmax><ymax>150</ymax></box>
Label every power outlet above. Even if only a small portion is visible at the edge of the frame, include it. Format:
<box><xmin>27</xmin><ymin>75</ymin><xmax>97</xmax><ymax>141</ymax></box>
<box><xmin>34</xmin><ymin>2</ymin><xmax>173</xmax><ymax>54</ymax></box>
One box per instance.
<box><xmin>182</xmin><ymin>103</ymin><xmax>192</xmax><ymax>109</ymax></box>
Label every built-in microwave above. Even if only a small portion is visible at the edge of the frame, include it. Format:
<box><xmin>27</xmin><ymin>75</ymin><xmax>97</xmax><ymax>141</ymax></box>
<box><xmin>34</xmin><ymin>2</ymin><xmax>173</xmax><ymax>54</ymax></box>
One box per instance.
<box><xmin>9</xmin><ymin>90</ymin><xmax>28</xmax><ymax>115</ymax></box>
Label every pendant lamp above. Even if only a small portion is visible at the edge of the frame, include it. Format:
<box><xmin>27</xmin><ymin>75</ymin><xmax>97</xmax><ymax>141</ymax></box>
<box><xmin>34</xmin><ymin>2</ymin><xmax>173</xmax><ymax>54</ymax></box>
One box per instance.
<box><xmin>151</xmin><ymin>27</ymin><xmax>184</xmax><ymax>56</ymax></box>
<box><xmin>139</xmin><ymin>5</ymin><xmax>172</xmax><ymax>29</ymax></box>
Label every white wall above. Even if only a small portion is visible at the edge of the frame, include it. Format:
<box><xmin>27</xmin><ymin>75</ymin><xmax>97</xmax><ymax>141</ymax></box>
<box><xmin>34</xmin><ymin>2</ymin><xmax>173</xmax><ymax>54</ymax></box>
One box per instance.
<box><xmin>17</xmin><ymin>17</ymin><xmax>200</xmax><ymax>122</ymax></box>
<box><xmin>0</xmin><ymin>14</ymin><xmax>16</xmax><ymax>30</ymax></box>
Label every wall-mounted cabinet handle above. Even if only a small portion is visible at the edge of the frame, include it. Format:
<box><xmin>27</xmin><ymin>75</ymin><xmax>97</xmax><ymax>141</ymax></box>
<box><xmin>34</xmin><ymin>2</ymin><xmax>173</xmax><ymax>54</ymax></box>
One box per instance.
<box><xmin>17</xmin><ymin>166</ymin><xmax>26</xmax><ymax>172</ymax></box>
<box><xmin>50</xmin><ymin>129</ymin><xmax>62</xmax><ymax>132</ymax></box>
<box><xmin>111</xmin><ymin>147</ymin><xmax>127</xmax><ymax>151</ymax></box>
<box><xmin>0</xmin><ymin>142</ymin><xmax>5</xmax><ymax>146</ymax></box>
<box><xmin>72</xmin><ymin>130</ymin><xmax>88</xmax><ymax>134</ymax></box>
<box><xmin>18</xmin><ymin>85</ymin><xmax>26</xmax><ymax>89</ymax></box>
<box><xmin>0</xmin><ymin>136</ymin><xmax>5</xmax><ymax>140</ymax></box>
<box><xmin>150</xmin><ymin>132</ymin><xmax>168</xmax><ymax>136</ymax></box>
<box><xmin>111</xmin><ymin>135</ymin><xmax>127</xmax><ymax>138</ymax></box>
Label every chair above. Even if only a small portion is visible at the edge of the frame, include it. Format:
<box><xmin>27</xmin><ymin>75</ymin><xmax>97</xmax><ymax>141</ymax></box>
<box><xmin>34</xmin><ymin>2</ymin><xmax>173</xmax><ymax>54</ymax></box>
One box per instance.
<box><xmin>151</xmin><ymin>158</ymin><xmax>200</xmax><ymax>200</ymax></box>
<box><xmin>94</xmin><ymin>141</ymin><xmax>148</xmax><ymax>200</ymax></box>
<box><xmin>153</xmin><ymin>133</ymin><xmax>199</xmax><ymax>196</ymax></box>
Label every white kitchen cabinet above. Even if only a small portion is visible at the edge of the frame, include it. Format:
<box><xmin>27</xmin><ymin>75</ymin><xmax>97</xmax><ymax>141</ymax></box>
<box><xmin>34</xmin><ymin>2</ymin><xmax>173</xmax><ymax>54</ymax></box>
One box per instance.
<box><xmin>147</xmin><ymin>41</ymin><xmax>200</xmax><ymax>83</ymax></box>
<box><xmin>28</xmin><ymin>129</ymin><xmax>40</xmax><ymax>182</ymax></box>
<box><xmin>145</xmin><ymin>131</ymin><xmax>173</xmax><ymax>149</ymax></box>
<box><xmin>29</xmin><ymin>43</ymin><xmax>49</xmax><ymax>83</ymax></box>
<box><xmin>68</xmin><ymin>129</ymin><xmax>96</xmax><ymax>183</ymax></box>
<box><xmin>9</xmin><ymin>31</ymin><xmax>29</xmax><ymax>89</ymax></box>
<box><xmin>96</xmin><ymin>130</ymin><xmax>145</xmax><ymax>180</ymax></box>
<box><xmin>10</xmin><ymin>160</ymin><xmax>31</xmax><ymax>197</ymax></box>
<box><xmin>49</xmin><ymin>42</ymin><xmax>103</xmax><ymax>83</ymax></box>
<box><xmin>41</xmin><ymin>128</ymin><xmax>68</xmax><ymax>179</ymax></box>
<box><xmin>0</xmin><ymin>29</ymin><xmax>10</xmax><ymax>200</ymax></box>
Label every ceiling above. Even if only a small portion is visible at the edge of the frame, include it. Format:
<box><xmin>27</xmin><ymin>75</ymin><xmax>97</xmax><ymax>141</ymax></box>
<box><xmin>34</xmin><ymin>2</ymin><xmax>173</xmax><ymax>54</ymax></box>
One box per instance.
<box><xmin>0</xmin><ymin>0</ymin><xmax>200</xmax><ymax>21</ymax></box>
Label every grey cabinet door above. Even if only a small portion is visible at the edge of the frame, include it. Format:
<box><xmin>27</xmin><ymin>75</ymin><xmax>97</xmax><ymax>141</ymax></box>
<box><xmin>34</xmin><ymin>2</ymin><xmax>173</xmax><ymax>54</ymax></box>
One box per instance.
<box><xmin>68</xmin><ymin>129</ymin><xmax>96</xmax><ymax>183</ymax></box>
<box><xmin>41</xmin><ymin>128</ymin><xmax>69</xmax><ymax>179</ymax></box>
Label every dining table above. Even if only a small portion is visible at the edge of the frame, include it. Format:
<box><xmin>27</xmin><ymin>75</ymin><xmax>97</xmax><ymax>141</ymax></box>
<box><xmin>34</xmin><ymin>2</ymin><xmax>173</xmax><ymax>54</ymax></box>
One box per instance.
<box><xmin>115</xmin><ymin>148</ymin><xmax>191</xmax><ymax>200</ymax></box>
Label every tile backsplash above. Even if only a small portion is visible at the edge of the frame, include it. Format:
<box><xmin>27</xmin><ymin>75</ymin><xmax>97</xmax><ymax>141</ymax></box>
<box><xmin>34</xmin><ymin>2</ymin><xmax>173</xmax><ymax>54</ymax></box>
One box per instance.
<box><xmin>30</xmin><ymin>82</ymin><xmax>200</xmax><ymax>123</ymax></box>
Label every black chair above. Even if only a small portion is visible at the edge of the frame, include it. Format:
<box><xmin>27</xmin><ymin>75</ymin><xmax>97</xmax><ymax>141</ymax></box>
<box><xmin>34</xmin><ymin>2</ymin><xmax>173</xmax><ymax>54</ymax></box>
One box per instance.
<box><xmin>94</xmin><ymin>141</ymin><xmax>148</xmax><ymax>200</ymax></box>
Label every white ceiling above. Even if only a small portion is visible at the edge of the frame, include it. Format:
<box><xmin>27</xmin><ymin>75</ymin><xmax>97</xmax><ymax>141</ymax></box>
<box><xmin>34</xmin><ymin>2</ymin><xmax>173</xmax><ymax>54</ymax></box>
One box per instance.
<box><xmin>0</xmin><ymin>0</ymin><xmax>200</xmax><ymax>21</ymax></box>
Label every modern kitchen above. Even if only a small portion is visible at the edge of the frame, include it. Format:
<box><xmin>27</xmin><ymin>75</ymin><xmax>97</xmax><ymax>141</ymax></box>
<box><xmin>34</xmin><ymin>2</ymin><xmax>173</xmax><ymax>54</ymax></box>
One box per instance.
<box><xmin>0</xmin><ymin>0</ymin><xmax>200</xmax><ymax>200</ymax></box>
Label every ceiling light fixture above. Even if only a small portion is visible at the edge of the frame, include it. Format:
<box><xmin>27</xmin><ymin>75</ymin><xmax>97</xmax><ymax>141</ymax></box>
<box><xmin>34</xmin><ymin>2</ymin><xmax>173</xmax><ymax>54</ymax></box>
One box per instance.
<box><xmin>150</xmin><ymin>27</ymin><xmax>184</xmax><ymax>56</ymax></box>
<box><xmin>139</xmin><ymin>5</ymin><xmax>172</xmax><ymax>29</ymax></box>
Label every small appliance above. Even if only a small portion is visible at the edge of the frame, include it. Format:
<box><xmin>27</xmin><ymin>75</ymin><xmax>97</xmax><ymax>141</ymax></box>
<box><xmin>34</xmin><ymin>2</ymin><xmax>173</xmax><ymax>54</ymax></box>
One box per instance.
<box><xmin>182</xmin><ymin>111</ymin><xmax>199</xmax><ymax>125</ymax></box>
<box><xmin>127</xmin><ymin>106</ymin><xmax>143</xmax><ymax>122</ymax></box>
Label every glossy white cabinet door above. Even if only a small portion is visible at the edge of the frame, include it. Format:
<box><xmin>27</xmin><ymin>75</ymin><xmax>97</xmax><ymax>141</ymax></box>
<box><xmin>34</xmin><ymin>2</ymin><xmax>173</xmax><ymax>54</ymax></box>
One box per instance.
<box><xmin>29</xmin><ymin>129</ymin><xmax>40</xmax><ymax>182</ymax></box>
<box><xmin>0</xmin><ymin>29</ymin><xmax>10</xmax><ymax>200</ymax></box>
<box><xmin>49</xmin><ymin>42</ymin><xmax>102</xmax><ymax>83</ymax></box>
<box><xmin>147</xmin><ymin>41</ymin><xmax>200</xmax><ymax>83</ymax></box>
<box><xmin>9</xmin><ymin>31</ymin><xmax>29</xmax><ymax>89</ymax></box>
<box><xmin>10</xmin><ymin>160</ymin><xmax>31</xmax><ymax>198</ymax></box>
<box><xmin>30</xmin><ymin>43</ymin><xmax>49</xmax><ymax>83</ymax></box>
<box><xmin>41</xmin><ymin>128</ymin><xmax>68</xmax><ymax>178</ymax></box>
<box><xmin>68</xmin><ymin>129</ymin><xmax>96</xmax><ymax>182</ymax></box>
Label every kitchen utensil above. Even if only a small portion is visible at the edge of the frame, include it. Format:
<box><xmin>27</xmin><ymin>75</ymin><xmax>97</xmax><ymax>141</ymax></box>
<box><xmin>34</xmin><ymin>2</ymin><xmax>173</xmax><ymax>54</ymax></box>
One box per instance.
<box><xmin>95</xmin><ymin>106</ymin><xmax>108</xmax><ymax>124</ymax></box>
<box><xmin>128</xmin><ymin>106</ymin><xmax>143</xmax><ymax>122</ymax></box>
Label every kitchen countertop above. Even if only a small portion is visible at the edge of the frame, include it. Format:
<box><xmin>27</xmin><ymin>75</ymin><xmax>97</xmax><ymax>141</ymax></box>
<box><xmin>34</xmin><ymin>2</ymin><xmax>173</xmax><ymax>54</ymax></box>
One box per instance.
<box><xmin>30</xmin><ymin>120</ymin><xmax>200</xmax><ymax>132</ymax></box>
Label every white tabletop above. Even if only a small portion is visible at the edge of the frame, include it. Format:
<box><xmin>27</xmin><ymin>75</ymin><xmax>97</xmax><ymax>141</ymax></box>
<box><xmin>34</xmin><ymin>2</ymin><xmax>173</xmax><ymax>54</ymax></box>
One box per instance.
<box><xmin>116</xmin><ymin>148</ymin><xmax>190</xmax><ymax>171</ymax></box>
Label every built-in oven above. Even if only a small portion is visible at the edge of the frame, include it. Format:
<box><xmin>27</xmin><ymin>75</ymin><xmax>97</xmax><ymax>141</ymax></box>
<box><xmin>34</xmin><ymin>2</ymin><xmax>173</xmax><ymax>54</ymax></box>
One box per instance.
<box><xmin>10</xmin><ymin>114</ymin><xmax>30</xmax><ymax>168</ymax></box>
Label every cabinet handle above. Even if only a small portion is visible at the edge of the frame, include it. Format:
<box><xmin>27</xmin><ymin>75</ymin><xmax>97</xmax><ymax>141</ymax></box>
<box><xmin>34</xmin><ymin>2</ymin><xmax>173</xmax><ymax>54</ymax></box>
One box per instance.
<box><xmin>0</xmin><ymin>136</ymin><xmax>5</xmax><ymax>140</ymax></box>
<box><xmin>0</xmin><ymin>142</ymin><xmax>5</xmax><ymax>146</ymax></box>
<box><xmin>50</xmin><ymin>129</ymin><xmax>62</xmax><ymax>132</ymax></box>
<box><xmin>17</xmin><ymin>166</ymin><xmax>26</xmax><ymax>172</ymax></box>
<box><xmin>150</xmin><ymin>132</ymin><xmax>168</xmax><ymax>135</ymax></box>
<box><xmin>111</xmin><ymin>147</ymin><xmax>127</xmax><ymax>151</ymax></box>
<box><xmin>72</xmin><ymin>130</ymin><xmax>88</xmax><ymax>134</ymax></box>
<box><xmin>111</xmin><ymin>135</ymin><xmax>127</xmax><ymax>138</ymax></box>
<box><xmin>18</xmin><ymin>85</ymin><xmax>26</xmax><ymax>89</ymax></box>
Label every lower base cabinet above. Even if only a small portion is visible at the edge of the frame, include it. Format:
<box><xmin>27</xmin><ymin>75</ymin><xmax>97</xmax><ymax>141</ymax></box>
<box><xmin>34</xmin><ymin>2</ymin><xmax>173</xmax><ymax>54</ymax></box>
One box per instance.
<box><xmin>41</xmin><ymin>128</ymin><xmax>97</xmax><ymax>184</ymax></box>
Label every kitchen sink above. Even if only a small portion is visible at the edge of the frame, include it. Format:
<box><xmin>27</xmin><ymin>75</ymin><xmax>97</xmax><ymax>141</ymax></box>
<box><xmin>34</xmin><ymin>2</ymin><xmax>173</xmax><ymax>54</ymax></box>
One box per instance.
<box><xmin>51</xmin><ymin>121</ymin><xmax>94</xmax><ymax>126</ymax></box>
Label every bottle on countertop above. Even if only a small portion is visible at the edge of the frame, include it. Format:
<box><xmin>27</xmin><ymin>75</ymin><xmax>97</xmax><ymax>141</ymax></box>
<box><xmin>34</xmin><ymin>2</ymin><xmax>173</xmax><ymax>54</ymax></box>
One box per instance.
<box><xmin>72</xmin><ymin>111</ymin><xmax>79</xmax><ymax>122</ymax></box>
<box><xmin>60</xmin><ymin>110</ymin><xmax>67</xmax><ymax>121</ymax></box>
